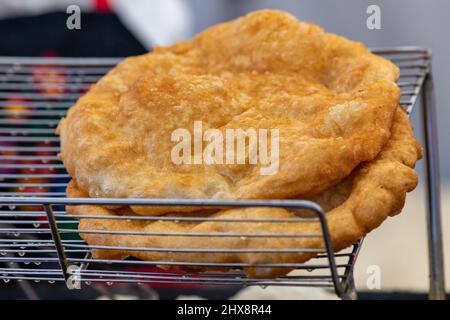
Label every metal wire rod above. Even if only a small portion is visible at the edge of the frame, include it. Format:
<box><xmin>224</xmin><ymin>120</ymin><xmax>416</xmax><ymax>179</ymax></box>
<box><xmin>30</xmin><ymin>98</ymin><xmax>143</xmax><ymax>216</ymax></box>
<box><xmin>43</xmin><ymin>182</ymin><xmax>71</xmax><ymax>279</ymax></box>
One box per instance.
<box><xmin>0</xmin><ymin>49</ymin><xmax>442</xmax><ymax>299</ymax></box>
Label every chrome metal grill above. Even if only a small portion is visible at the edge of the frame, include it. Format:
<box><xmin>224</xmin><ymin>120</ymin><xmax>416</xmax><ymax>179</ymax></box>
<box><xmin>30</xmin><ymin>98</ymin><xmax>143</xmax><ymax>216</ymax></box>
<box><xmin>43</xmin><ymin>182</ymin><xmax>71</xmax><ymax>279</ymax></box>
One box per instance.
<box><xmin>0</xmin><ymin>48</ymin><xmax>445</xmax><ymax>300</ymax></box>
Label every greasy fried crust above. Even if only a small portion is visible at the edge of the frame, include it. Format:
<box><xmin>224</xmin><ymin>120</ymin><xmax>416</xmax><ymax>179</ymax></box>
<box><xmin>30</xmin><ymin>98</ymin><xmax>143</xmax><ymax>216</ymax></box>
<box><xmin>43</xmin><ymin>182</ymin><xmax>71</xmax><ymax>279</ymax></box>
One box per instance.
<box><xmin>58</xmin><ymin>10</ymin><xmax>400</xmax><ymax>215</ymax></box>
<box><xmin>66</xmin><ymin>108</ymin><xmax>422</xmax><ymax>278</ymax></box>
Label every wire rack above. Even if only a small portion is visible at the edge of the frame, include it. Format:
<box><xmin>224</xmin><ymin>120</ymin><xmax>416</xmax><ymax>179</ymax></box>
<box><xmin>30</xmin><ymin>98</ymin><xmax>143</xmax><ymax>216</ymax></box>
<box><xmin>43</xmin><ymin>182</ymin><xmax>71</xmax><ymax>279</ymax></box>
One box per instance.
<box><xmin>0</xmin><ymin>48</ymin><xmax>445</xmax><ymax>300</ymax></box>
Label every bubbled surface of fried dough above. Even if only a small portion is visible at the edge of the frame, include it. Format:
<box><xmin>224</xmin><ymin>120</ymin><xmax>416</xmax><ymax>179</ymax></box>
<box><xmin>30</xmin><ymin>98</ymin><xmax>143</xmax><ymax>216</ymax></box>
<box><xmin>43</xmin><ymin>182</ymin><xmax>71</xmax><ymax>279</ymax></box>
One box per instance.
<box><xmin>58</xmin><ymin>10</ymin><xmax>401</xmax><ymax>215</ymax></box>
<box><xmin>66</xmin><ymin>108</ymin><xmax>422</xmax><ymax>278</ymax></box>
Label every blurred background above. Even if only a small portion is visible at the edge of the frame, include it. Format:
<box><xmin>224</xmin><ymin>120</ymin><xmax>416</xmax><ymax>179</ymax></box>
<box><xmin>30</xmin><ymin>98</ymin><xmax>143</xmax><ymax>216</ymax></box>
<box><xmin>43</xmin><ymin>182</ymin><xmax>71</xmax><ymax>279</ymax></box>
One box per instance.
<box><xmin>0</xmin><ymin>0</ymin><xmax>448</xmax><ymax>299</ymax></box>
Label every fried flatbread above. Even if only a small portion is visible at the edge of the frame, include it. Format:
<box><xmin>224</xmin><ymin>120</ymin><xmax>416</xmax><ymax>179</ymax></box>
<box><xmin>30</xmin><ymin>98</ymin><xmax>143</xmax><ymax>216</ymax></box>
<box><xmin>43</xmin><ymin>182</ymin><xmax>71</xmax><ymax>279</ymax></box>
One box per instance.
<box><xmin>66</xmin><ymin>108</ymin><xmax>422</xmax><ymax>277</ymax></box>
<box><xmin>58</xmin><ymin>10</ymin><xmax>400</xmax><ymax>215</ymax></box>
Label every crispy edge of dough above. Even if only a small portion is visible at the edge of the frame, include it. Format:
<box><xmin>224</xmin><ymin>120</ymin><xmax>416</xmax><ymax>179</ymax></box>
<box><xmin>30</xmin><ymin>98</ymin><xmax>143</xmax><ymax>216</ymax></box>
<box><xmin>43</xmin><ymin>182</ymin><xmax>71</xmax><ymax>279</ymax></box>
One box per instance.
<box><xmin>65</xmin><ymin>108</ymin><xmax>421</xmax><ymax>278</ymax></box>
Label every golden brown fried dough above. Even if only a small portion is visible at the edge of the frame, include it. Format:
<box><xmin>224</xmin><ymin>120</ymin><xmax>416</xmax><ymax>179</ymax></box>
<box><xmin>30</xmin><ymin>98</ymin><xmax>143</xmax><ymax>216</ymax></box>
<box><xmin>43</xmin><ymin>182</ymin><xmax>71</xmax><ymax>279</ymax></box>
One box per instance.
<box><xmin>66</xmin><ymin>108</ymin><xmax>422</xmax><ymax>278</ymax></box>
<box><xmin>58</xmin><ymin>10</ymin><xmax>400</xmax><ymax>215</ymax></box>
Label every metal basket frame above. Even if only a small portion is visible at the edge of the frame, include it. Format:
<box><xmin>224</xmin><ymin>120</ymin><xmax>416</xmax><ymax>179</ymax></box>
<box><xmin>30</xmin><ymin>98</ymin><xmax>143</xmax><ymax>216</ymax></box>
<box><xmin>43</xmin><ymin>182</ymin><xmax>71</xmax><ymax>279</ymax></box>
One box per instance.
<box><xmin>0</xmin><ymin>47</ymin><xmax>445</xmax><ymax>300</ymax></box>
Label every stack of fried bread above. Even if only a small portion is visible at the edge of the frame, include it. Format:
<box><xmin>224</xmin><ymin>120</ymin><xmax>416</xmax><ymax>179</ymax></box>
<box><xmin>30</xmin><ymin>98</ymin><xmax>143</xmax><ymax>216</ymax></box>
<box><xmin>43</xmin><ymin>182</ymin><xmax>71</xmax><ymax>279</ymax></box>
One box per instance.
<box><xmin>57</xmin><ymin>10</ymin><xmax>422</xmax><ymax>277</ymax></box>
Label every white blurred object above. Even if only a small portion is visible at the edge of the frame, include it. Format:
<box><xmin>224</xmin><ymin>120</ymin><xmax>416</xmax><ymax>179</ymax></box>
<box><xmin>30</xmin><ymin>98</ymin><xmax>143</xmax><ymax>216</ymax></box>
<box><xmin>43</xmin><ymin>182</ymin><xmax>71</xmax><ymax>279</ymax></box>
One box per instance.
<box><xmin>0</xmin><ymin>0</ymin><xmax>91</xmax><ymax>18</ymax></box>
<box><xmin>229</xmin><ymin>286</ymin><xmax>339</xmax><ymax>300</ymax></box>
<box><xmin>97</xmin><ymin>294</ymin><xmax>139</xmax><ymax>300</ymax></box>
<box><xmin>110</xmin><ymin>0</ymin><xmax>194</xmax><ymax>48</ymax></box>
<box><xmin>177</xmin><ymin>286</ymin><xmax>339</xmax><ymax>300</ymax></box>
<box><xmin>0</xmin><ymin>0</ymin><xmax>194</xmax><ymax>48</ymax></box>
<box><xmin>354</xmin><ymin>184</ymin><xmax>450</xmax><ymax>292</ymax></box>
